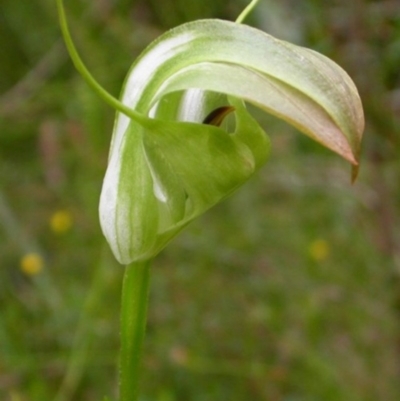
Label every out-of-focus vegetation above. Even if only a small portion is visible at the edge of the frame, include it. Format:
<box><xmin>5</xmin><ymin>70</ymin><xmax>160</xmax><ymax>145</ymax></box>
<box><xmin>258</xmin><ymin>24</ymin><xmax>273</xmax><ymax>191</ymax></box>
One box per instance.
<box><xmin>0</xmin><ymin>0</ymin><xmax>399</xmax><ymax>400</ymax></box>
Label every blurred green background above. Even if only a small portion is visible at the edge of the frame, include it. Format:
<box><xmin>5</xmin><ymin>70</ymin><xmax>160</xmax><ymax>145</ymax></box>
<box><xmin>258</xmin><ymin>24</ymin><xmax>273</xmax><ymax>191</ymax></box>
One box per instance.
<box><xmin>1</xmin><ymin>0</ymin><xmax>399</xmax><ymax>400</ymax></box>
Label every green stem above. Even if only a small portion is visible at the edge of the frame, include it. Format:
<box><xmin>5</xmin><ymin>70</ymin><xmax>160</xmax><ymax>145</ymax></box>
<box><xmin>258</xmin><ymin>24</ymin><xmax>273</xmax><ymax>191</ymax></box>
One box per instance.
<box><xmin>119</xmin><ymin>260</ymin><xmax>152</xmax><ymax>401</ymax></box>
<box><xmin>56</xmin><ymin>0</ymin><xmax>148</xmax><ymax>125</ymax></box>
<box><xmin>236</xmin><ymin>0</ymin><xmax>260</xmax><ymax>24</ymax></box>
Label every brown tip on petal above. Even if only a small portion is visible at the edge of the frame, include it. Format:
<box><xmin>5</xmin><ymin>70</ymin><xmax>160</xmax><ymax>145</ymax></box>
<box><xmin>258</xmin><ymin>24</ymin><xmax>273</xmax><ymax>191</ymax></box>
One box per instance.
<box><xmin>203</xmin><ymin>106</ymin><xmax>235</xmax><ymax>127</ymax></box>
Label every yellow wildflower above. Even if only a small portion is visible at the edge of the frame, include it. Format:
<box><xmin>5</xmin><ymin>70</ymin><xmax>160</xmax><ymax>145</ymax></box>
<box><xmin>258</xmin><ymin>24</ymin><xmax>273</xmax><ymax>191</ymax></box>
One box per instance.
<box><xmin>20</xmin><ymin>253</ymin><xmax>44</xmax><ymax>275</ymax></box>
<box><xmin>169</xmin><ymin>345</ymin><xmax>189</xmax><ymax>366</ymax></box>
<box><xmin>10</xmin><ymin>390</ymin><xmax>23</xmax><ymax>401</ymax></box>
<box><xmin>50</xmin><ymin>210</ymin><xmax>73</xmax><ymax>234</ymax></box>
<box><xmin>308</xmin><ymin>239</ymin><xmax>330</xmax><ymax>262</ymax></box>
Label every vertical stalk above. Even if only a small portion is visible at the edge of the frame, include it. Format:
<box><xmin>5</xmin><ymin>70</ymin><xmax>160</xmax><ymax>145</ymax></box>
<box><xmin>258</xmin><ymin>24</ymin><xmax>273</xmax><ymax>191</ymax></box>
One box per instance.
<box><xmin>119</xmin><ymin>259</ymin><xmax>152</xmax><ymax>401</ymax></box>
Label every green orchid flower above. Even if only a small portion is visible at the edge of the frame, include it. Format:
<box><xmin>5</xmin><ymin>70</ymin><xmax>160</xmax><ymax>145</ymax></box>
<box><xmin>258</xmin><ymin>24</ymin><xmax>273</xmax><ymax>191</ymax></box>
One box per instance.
<box><xmin>58</xmin><ymin>0</ymin><xmax>364</xmax><ymax>266</ymax></box>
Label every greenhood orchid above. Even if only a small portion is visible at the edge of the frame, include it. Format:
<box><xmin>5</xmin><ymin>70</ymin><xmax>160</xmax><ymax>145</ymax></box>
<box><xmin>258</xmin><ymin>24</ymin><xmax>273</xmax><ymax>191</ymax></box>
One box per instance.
<box><xmin>57</xmin><ymin>1</ymin><xmax>365</xmax><ymax>400</ymax></box>
<box><xmin>57</xmin><ymin>1</ymin><xmax>364</xmax><ymax>266</ymax></box>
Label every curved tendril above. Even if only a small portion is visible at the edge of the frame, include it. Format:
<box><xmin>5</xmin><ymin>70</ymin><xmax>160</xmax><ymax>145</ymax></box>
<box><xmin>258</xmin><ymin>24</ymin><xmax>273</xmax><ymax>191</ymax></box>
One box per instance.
<box><xmin>56</xmin><ymin>0</ymin><xmax>148</xmax><ymax>125</ymax></box>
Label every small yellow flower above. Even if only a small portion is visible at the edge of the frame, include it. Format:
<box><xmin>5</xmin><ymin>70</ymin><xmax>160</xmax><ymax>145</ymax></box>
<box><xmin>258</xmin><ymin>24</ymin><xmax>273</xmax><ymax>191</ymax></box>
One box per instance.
<box><xmin>308</xmin><ymin>239</ymin><xmax>330</xmax><ymax>262</ymax></box>
<box><xmin>50</xmin><ymin>210</ymin><xmax>73</xmax><ymax>234</ymax></box>
<box><xmin>20</xmin><ymin>253</ymin><xmax>44</xmax><ymax>276</ymax></box>
<box><xmin>10</xmin><ymin>390</ymin><xmax>23</xmax><ymax>401</ymax></box>
<box><xmin>169</xmin><ymin>345</ymin><xmax>189</xmax><ymax>366</ymax></box>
